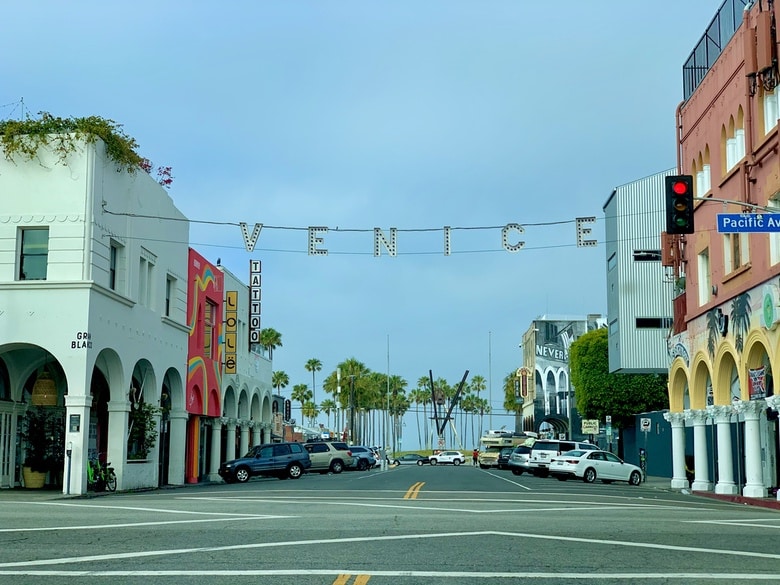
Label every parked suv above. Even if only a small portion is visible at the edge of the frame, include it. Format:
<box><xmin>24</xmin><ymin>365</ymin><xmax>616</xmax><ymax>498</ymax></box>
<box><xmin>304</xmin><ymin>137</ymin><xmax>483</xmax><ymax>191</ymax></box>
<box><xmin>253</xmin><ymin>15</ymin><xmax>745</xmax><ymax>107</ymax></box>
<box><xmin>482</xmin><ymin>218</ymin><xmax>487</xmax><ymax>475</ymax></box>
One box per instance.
<box><xmin>219</xmin><ymin>442</ymin><xmax>311</xmax><ymax>483</ymax></box>
<box><xmin>347</xmin><ymin>445</ymin><xmax>378</xmax><ymax>470</ymax></box>
<box><xmin>507</xmin><ymin>445</ymin><xmax>532</xmax><ymax>475</ymax></box>
<box><xmin>304</xmin><ymin>441</ymin><xmax>355</xmax><ymax>474</ymax></box>
<box><xmin>528</xmin><ymin>440</ymin><xmax>597</xmax><ymax>477</ymax></box>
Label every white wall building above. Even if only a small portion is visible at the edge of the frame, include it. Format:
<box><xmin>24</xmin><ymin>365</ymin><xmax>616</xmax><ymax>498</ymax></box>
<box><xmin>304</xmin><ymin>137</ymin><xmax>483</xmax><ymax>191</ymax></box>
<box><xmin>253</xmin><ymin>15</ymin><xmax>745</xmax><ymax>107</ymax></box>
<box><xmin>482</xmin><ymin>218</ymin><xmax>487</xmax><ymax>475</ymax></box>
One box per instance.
<box><xmin>0</xmin><ymin>137</ymin><xmax>190</xmax><ymax>493</ymax></box>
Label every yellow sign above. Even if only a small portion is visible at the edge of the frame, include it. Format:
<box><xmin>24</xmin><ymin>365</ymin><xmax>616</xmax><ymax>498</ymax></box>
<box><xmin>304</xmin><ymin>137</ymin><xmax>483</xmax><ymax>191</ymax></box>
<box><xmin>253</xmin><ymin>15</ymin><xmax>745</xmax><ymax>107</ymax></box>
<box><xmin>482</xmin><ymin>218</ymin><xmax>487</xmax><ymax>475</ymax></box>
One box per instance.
<box><xmin>225</xmin><ymin>291</ymin><xmax>238</xmax><ymax>374</ymax></box>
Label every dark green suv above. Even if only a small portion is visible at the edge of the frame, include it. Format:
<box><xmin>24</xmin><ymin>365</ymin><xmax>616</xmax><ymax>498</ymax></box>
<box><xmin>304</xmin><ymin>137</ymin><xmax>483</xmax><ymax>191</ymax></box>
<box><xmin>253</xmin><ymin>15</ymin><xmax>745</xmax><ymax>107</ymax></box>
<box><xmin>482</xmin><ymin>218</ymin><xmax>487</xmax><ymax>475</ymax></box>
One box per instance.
<box><xmin>219</xmin><ymin>442</ymin><xmax>311</xmax><ymax>483</ymax></box>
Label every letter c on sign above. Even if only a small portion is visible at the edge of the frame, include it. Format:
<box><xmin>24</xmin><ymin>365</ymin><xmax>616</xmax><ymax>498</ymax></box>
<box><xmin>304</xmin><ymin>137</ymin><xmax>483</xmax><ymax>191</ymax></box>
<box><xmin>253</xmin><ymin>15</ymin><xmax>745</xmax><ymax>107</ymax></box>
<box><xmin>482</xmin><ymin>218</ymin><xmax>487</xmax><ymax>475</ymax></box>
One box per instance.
<box><xmin>502</xmin><ymin>223</ymin><xmax>525</xmax><ymax>252</ymax></box>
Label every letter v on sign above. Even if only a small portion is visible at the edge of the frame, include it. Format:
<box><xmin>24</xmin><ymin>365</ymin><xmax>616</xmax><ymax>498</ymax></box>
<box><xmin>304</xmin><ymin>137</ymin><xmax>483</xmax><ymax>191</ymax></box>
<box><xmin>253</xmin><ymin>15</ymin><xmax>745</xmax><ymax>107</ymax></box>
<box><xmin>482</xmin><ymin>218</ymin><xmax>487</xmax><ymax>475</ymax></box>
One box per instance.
<box><xmin>240</xmin><ymin>222</ymin><xmax>263</xmax><ymax>252</ymax></box>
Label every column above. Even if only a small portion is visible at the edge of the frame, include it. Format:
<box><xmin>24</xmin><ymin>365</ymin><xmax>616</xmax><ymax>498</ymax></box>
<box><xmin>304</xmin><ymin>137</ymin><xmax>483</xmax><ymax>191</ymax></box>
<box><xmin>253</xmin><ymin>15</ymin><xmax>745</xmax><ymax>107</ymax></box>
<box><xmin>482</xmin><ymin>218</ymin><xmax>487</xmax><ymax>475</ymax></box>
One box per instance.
<box><xmin>107</xmin><ymin>398</ymin><xmax>130</xmax><ymax>492</ymax></box>
<box><xmin>167</xmin><ymin>409</ymin><xmax>188</xmax><ymax>486</ymax></box>
<box><xmin>63</xmin><ymin>394</ymin><xmax>92</xmax><ymax>495</ymax></box>
<box><xmin>239</xmin><ymin>420</ymin><xmax>250</xmax><ymax>456</ymax></box>
<box><xmin>207</xmin><ymin>418</ymin><xmax>222</xmax><ymax>482</ymax></box>
<box><xmin>664</xmin><ymin>412</ymin><xmax>689</xmax><ymax>489</ymax></box>
<box><xmin>734</xmin><ymin>400</ymin><xmax>768</xmax><ymax>498</ymax></box>
<box><xmin>685</xmin><ymin>409</ymin><xmax>713</xmax><ymax>491</ymax></box>
<box><xmin>707</xmin><ymin>405</ymin><xmax>738</xmax><ymax>495</ymax></box>
<box><xmin>767</xmin><ymin>395</ymin><xmax>780</xmax><ymax>501</ymax></box>
<box><xmin>224</xmin><ymin>418</ymin><xmax>237</xmax><ymax>461</ymax></box>
<box><xmin>252</xmin><ymin>422</ymin><xmax>261</xmax><ymax>447</ymax></box>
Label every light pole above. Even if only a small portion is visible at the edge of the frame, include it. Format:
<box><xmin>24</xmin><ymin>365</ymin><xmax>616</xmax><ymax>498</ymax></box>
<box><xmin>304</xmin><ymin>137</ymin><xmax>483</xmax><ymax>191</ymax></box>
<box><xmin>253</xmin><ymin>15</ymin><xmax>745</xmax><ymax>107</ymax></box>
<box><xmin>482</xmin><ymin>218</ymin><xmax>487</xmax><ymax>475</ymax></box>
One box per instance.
<box><xmin>349</xmin><ymin>375</ymin><xmax>356</xmax><ymax>444</ymax></box>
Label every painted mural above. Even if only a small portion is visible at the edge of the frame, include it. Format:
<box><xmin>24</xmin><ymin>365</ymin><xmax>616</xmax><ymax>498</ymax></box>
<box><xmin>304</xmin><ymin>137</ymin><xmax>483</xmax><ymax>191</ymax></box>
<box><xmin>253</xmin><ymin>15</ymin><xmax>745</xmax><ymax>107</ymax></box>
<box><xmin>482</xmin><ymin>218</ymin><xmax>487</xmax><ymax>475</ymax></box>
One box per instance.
<box><xmin>186</xmin><ymin>249</ymin><xmax>223</xmax><ymax>417</ymax></box>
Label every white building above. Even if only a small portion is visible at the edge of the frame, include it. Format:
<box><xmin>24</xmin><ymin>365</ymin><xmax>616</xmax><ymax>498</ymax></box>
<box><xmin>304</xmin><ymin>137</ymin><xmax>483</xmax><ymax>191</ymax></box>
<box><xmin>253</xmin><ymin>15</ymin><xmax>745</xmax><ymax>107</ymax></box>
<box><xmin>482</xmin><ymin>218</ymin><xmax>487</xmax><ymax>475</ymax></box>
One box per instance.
<box><xmin>0</xmin><ymin>136</ymin><xmax>190</xmax><ymax>493</ymax></box>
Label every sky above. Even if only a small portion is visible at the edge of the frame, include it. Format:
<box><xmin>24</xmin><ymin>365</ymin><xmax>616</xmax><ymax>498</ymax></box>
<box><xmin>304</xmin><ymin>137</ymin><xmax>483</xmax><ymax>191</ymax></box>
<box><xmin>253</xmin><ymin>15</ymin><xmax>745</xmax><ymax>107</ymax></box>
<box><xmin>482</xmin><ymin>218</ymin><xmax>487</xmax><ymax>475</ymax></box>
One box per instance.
<box><xmin>2</xmin><ymin>0</ymin><xmax>722</xmax><ymax>449</ymax></box>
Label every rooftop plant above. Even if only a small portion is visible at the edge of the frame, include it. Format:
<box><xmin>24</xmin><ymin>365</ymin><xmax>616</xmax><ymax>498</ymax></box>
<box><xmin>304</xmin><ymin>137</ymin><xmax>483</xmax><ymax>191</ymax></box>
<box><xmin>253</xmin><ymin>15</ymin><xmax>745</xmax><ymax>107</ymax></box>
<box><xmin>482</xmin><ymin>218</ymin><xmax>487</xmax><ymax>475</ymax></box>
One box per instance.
<box><xmin>0</xmin><ymin>112</ymin><xmax>173</xmax><ymax>188</ymax></box>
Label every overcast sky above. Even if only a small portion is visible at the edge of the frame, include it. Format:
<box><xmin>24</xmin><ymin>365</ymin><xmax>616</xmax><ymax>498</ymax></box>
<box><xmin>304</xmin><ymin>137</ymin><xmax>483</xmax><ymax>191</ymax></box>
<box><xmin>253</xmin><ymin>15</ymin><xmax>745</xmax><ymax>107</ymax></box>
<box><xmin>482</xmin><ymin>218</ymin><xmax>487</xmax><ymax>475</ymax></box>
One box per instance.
<box><xmin>2</xmin><ymin>0</ymin><xmax>721</xmax><ymax>447</ymax></box>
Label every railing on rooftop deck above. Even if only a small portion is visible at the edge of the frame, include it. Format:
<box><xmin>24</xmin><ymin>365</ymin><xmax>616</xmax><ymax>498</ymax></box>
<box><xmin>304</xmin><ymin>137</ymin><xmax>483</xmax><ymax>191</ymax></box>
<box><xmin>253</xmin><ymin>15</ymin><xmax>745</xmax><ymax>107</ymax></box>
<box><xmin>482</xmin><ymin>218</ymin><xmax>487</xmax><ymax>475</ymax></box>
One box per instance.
<box><xmin>683</xmin><ymin>0</ymin><xmax>751</xmax><ymax>100</ymax></box>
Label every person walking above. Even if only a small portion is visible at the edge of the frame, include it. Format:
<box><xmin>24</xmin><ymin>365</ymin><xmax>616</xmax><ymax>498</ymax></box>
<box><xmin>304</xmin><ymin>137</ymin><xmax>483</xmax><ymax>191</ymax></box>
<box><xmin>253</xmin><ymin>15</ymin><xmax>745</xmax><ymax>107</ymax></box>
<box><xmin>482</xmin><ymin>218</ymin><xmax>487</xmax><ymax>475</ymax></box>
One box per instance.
<box><xmin>472</xmin><ymin>448</ymin><xmax>479</xmax><ymax>466</ymax></box>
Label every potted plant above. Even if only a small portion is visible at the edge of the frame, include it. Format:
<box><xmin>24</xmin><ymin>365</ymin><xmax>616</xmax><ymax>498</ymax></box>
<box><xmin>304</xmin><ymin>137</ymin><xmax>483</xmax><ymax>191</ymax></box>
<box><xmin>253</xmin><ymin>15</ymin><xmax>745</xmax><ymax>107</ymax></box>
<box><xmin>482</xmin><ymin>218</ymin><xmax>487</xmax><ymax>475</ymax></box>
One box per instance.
<box><xmin>19</xmin><ymin>406</ymin><xmax>64</xmax><ymax>488</ymax></box>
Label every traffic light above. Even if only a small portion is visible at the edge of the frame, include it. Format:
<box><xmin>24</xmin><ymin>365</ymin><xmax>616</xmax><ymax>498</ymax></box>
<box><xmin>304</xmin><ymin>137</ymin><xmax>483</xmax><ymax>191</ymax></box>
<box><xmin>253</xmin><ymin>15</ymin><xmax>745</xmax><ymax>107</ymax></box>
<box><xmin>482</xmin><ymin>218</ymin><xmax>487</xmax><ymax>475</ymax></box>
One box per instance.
<box><xmin>665</xmin><ymin>175</ymin><xmax>695</xmax><ymax>234</ymax></box>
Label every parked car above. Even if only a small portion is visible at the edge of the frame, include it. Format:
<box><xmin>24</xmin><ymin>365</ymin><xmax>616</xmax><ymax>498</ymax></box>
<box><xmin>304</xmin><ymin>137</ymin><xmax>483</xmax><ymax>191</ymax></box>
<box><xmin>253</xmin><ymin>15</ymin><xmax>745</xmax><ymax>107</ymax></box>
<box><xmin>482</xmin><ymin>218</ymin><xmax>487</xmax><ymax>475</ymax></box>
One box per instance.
<box><xmin>528</xmin><ymin>440</ymin><xmax>598</xmax><ymax>477</ymax></box>
<box><xmin>507</xmin><ymin>445</ymin><xmax>532</xmax><ymax>475</ymax></box>
<box><xmin>347</xmin><ymin>445</ymin><xmax>378</xmax><ymax>470</ymax></box>
<box><xmin>549</xmin><ymin>449</ymin><xmax>644</xmax><ymax>485</ymax></box>
<box><xmin>393</xmin><ymin>453</ymin><xmax>430</xmax><ymax>466</ymax></box>
<box><xmin>496</xmin><ymin>447</ymin><xmax>514</xmax><ymax>470</ymax></box>
<box><xmin>477</xmin><ymin>446</ymin><xmax>502</xmax><ymax>469</ymax></box>
<box><xmin>219</xmin><ymin>442</ymin><xmax>311</xmax><ymax>483</ymax></box>
<box><xmin>429</xmin><ymin>450</ymin><xmax>466</xmax><ymax>465</ymax></box>
<box><xmin>304</xmin><ymin>441</ymin><xmax>355</xmax><ymax>474</ymax></box>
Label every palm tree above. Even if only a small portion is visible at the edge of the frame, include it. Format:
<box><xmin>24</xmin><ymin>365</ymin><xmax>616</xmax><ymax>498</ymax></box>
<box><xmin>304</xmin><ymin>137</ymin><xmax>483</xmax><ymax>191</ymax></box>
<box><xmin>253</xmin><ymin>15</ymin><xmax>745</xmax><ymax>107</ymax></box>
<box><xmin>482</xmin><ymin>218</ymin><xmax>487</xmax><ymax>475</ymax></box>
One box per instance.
<box><xmin>416</xmin><ymin>376</ymin><xmax>431</xmax><ymax>448</ymax></box>
<box><xmin>320</xmin><ymin>398</ymin><xmax>337</xmax><ymax>430</ymax></box>
<box><xmin>291</xmin><ymin>383</ymin><xmax>312</xmax><ymax>424</ymax></box>
<box><xmin>302</xmin><ymin>400</ymin><xmax>320</xmax><ymax>427</ymax></box>
<box><xmin>272</xmin><ymin>370</ymin><xmax>289</xmax><ymax>394</ymax></box>
<box><xmin>259</xmin><ymin>328</ymin><xmax>283</xmax><ymax>359</ymax></box>
<box><xmin>305</xmin><ymin>358</ymin><xmax>323</xmax><ymax>404</ymax></box>
<box><xmin>470</xmin><ymin>374</ymin><xmax>487</xmax><ymax>439</ymax></box>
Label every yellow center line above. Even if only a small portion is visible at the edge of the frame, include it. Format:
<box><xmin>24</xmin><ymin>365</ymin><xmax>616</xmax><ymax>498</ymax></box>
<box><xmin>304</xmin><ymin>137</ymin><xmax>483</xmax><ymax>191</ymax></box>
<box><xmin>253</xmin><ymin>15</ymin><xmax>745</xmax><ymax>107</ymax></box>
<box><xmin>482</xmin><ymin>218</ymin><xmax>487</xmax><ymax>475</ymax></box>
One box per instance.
<box><xmin>332</xmin><ymin>575</ymin><xmax>371</xmax><ymax>585</ymax></box>
<box><xmin>404</xmin><ymin>481</ymin><xmax>425</xmax><ymax>499</ymax></box>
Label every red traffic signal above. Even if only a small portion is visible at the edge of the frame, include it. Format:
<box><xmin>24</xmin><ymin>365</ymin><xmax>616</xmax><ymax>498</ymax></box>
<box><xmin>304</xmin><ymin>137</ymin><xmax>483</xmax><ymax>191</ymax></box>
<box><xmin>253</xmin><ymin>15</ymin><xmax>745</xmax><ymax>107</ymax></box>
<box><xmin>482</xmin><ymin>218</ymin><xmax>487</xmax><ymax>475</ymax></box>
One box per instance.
<box><xmin>665</xmin><ymin>175</ymin><xmax>694</xmax><ymax>234</ymax></box>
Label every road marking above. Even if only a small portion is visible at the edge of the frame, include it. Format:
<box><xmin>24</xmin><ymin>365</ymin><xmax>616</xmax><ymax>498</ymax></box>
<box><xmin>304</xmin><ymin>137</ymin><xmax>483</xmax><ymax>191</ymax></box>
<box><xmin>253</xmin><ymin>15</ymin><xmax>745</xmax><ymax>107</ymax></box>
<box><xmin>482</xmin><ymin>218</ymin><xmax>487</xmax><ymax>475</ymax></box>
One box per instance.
<box><xmin>0</xmin><ymin>570</ymin><xmax>778</xmax><ymax>579</ymax></box>
<box><xmin>333</xmin><ymin>575</ymin><xmax>370</xmax><ymax>584</ymax></box>
<box><xmin>4</xmin><ymin>528</ymin><xmax>780</xmax><ymax>570</ymax></box>
<box><xmin>0</xmin><ymin>515</ymin><xmax>295</xmax><ymax>533</ymax></box>
<box><xmin>403</xmin><ymin>482</ymin><xmax>424</xmax><ymax>499</ymax></box>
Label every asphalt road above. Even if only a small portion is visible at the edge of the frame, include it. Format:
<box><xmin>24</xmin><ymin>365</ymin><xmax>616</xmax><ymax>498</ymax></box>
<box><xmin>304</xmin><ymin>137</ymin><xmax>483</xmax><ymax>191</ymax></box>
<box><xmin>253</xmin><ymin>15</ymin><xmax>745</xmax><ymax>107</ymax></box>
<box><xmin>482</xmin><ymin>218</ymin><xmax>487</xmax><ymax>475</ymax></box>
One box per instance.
<box><xmin>1</xmin><ymin>463</ymin><xmax>780</xmax><ymax>584</ymax></box>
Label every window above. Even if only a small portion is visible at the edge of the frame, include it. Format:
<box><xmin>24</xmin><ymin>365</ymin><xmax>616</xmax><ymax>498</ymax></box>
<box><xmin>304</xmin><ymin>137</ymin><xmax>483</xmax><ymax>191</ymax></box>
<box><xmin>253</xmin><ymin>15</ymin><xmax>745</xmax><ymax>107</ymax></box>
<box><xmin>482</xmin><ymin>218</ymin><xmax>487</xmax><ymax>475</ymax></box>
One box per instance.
<box><xmin>609</xmin><ymin>319</ymin><xmax>618</xmax><ymax>336</ymax></box>
<box><xmin>18</xmin><ymin>227</ymin><xmax>49</xmax><ymax>280</ymax></box>
<box><xmin>764</xmin><ymin>89</ymin><xmax>779</xmax><ymax>135</ymax></box>
<box><xmin>607</xmin><ymin>253</ymin><xmax>617</xmax><ymax>271</ymax></box>
<box><xmin>770</xmin><ymin>198</ymin><xmax>780</xmax><ymax>266</ymax></box>
<box><xmin>633</xmin><ymin>250</ymin><xmax>661</xmax><ymax>262</ymax></box>
<box><xmin>724</xmin><ymin>111</ymin><xmax>746</xmax><ymax>172</ymax></box>
<box><xmin>165</xmin><ymin>275</ymin><xmax>176</xmax><ymax>317</ymax></box>
<box><xmin>635</xmin><ymin>317</ymin><xmax>674</xmax><ymax>328</ymax></box>
<box><xmin>138</xmin><ymin>249</ymin><xmax>156</xmax><ymax>308</ymax></box>
<box><xmin>204</xmin><ymin>300</ymin><xmax>217</xmax><ymax>358</ymax></box>
<box><xmin>698</xmin><ymin>248</ymin><xmax>711</xmax><ymax>306</ymax></box>
<box><xmin>109</xmin><ymin>239</ymin><xmax>125</xmax><ymax>293</ymax></box>
<box><xmin>723</xmin><ymin>232</ymin><xmax>749</xmax><ymax>273</ymax></box>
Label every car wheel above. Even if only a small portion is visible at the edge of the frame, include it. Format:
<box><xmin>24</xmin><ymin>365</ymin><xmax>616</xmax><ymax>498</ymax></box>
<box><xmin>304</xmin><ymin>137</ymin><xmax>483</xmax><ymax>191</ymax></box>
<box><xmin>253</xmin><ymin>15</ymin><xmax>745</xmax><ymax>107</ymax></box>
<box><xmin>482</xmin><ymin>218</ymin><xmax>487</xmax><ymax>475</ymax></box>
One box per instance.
<box><xmin>288</xmin><ymin>463</ymin><xmax>303</xmax><ymax>479</ymax></box>
<box><xmin>235</xmin><ymin>467</ymin><xmax>250</xmax><ymax>483</ymax></box>
<box><xmin>416</xmin><ymin>460</ymin><xmax>423</xmax><ymax>466</ymax></box>
<box><xmin>430</xmin><ymin>459</ymin><xmax>438</xmax><ymax>465</ymax></box>
<box><xmin>357</xmin><ymin>459</ymin><xmax>368</xmax><ymax>471</ymax></box>
<box><xmin>453</xmin><ymin>459</ymin><xmax>461</xmax><ymax>466</ymax></box>
<box><xmin>583</xmin><ymin>468</ymin><xmax>597</xmax><ymax>483</ymax></box>
<box><xmin>479</xmin><ymin>464</ymin><xmax>487</xmax><ymax>469</ymax></box>
<box><xmin>511</xmin><ymin>469</ymin><xmax>524</xmax><ymax>476</ymax></box>
<box><xmin>628</xmin><ymin>471</ymin><xmax>642</xmax><ymax>486</ymax></box>
<box><xmin>330</xmin><ymin>460</ymin><xmax>344</xmax><ymax>474</ymax></box>
<box><xmin>393</xmin><ymin>460</ymin><xmax>400</xmax><ymax>465</ymax></box>
<box><xmin>556</xmin><ymin>475</ymin><xmax>568</xmax><ymax>481</ymax></box>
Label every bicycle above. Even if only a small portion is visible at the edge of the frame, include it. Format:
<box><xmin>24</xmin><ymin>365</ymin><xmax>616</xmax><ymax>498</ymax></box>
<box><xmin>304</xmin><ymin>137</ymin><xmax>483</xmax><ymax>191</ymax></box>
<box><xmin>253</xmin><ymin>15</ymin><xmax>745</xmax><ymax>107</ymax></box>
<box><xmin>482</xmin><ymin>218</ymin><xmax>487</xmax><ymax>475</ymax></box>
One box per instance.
<box><xmin>87</xmin><ymin>457</ymin><xmax>117</xmax><ymax>492</ymax></box>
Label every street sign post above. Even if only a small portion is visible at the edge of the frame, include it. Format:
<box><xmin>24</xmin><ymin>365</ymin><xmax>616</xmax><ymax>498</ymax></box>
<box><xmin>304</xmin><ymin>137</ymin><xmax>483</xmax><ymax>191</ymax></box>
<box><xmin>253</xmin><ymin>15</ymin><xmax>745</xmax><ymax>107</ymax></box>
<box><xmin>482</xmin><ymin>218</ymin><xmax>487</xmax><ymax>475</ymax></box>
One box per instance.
<box><xmin>717</xmin><ymin>213</ymin><xmax>780</xmax><ymax>233</ymax></box>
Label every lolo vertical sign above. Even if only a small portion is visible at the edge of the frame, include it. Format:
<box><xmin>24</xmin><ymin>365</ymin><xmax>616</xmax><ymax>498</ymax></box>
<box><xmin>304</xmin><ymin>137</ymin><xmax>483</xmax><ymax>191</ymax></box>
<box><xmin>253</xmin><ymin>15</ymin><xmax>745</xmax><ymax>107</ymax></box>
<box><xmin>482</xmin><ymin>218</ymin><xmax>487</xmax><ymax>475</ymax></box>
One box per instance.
<box><xmin>249</xmin><ymin>260</ymin><xmax>262</xmax><ymax>345</ymax></box>
<box><xmin>225</xmin><ymin>291</ymin><xmax>238</xmax><ymax>374</ymax></box>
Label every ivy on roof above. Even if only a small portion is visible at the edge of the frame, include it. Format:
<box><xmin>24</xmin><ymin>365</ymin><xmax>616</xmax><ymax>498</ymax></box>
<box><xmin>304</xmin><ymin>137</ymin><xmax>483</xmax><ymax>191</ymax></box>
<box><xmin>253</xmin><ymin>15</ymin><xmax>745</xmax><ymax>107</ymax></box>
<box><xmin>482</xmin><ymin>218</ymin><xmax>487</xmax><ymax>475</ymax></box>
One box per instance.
<box><xmin>0</xmin><ymin>112</ymin><xmax>143</xmax><ymax>173</ymax></box>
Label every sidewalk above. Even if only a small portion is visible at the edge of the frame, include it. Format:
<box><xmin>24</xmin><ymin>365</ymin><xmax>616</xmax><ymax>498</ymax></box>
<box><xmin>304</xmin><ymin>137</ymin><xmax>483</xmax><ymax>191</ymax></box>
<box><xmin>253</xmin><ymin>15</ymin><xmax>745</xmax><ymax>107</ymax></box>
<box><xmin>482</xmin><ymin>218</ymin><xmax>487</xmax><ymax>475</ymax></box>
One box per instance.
<box><xmin>644</xmin><ymin>475</ymin><xmax>780</xmax><ymax>511</ymax></box>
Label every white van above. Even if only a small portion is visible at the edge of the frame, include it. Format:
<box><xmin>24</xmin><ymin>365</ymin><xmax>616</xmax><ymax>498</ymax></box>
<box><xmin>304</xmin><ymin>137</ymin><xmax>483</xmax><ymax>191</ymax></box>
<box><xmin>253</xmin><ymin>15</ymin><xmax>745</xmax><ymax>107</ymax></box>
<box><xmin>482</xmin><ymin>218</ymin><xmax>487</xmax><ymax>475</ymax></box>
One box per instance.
<box><xmin>528</xmin><ymin>439</ymin><xmax>597</xmax><ymax>477</ymax></box>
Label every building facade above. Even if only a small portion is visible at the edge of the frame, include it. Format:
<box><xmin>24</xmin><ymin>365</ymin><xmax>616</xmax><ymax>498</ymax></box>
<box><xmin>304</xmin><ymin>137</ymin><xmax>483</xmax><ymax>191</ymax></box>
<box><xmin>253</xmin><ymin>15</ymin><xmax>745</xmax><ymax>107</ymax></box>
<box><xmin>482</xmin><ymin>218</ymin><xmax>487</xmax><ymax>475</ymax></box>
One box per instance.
<box><xmin>0</xmin><ymin>133</ymin><xmax>275</xmax><ymax>494</ymax></box>
<box><xmin>603</xmin><ymin>170</ymin><xmax>676</xmax><ymax>374</ymax></box>
<box><xmin>667</xmin><ymin>0</ymin><xmax>780</xmax><ymax>497</ymax></box>
<box><xmin>0</xmin><ymin>137</ymin><xmax>190</xmax><ymax>493</ymax></box>
<box><xmin>517</xmin><ymin>315</ymin><xmax>605</xmax><ymax>440</ymax></box>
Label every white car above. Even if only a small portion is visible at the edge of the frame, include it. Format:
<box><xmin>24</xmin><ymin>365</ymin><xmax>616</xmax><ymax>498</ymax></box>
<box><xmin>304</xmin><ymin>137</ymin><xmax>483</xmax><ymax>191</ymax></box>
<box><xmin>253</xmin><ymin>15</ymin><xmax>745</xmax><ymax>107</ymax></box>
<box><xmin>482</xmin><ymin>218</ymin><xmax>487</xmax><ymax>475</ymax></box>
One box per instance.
<box><xmin>549</xmin><ymin>449</ymin><xmax>643</xmax><ymax>485</ymax></box>
<box><xmin>429</xmin><ymin>450</ymin><xmax>466</xmax><ymax>466</ymax></box>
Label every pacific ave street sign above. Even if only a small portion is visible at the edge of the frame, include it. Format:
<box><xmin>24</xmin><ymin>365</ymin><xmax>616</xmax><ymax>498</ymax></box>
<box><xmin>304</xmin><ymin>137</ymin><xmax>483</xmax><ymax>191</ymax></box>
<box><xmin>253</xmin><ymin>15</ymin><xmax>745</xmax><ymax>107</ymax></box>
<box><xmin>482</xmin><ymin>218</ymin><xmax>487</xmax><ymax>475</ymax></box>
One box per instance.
<box><xmin>717</xmin><ymin>213</ymin><xmax>780</xmax><ymax>232</ymax></box>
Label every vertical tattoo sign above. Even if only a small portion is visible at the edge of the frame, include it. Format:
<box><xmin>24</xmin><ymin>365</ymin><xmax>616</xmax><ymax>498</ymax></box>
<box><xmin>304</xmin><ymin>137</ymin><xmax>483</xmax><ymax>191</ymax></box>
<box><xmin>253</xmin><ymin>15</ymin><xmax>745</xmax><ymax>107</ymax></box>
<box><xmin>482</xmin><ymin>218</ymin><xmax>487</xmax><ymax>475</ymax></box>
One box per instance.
<box><xmin>249</xmin><ymin>260</ymin><xmax>262</xmax><ymax>345</ymax></box>
<box><xmin>225</xmin><ymin>291</ymin><xmax>238</xmax><ymax>374</ymax></box>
